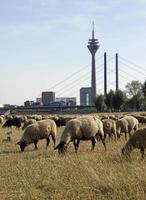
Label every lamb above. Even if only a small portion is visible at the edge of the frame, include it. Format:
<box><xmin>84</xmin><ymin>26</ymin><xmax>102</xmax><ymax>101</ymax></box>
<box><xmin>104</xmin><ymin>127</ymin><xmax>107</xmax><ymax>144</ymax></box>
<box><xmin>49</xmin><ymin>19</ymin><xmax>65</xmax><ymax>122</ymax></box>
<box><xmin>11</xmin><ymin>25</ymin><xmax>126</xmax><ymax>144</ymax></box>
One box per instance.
<box><xmin>116</xmin><ymin>115</ymin><xmax>139</xmax><ymax>140</ymax></box>
<box><xmin>17</xmin><ymin>119</ymin><xmax>56</xmax><ymax>152</ymax></box>
<box><xmin>102</xmin><ymin>119</ymin><xmax>117</xmax><ymax>140</ymax></box>
<box><xmin>122</xmin><ymin>127</ymin><xmax>146</xmax><ymax>159</ymax></box>
<box><xmin>55</xmin><ymin>116</ymin><xmax>106</xmax><ymax>153</ymax></box>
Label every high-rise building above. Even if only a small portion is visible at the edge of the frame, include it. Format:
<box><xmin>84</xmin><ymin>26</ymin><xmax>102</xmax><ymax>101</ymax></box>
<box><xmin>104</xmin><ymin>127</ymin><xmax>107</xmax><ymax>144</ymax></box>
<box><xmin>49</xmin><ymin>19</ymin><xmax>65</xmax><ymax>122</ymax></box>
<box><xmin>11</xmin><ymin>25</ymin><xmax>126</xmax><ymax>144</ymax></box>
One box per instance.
<box><xmin>56</xmin><ymin>97</ymin><xmax>76</xmax><ymax>106</ymax></box>
<box><xmin>41</xmin><ymin>91</ymin><xmax>55</xmax><ymax>106</ymax></box>
<box><xmin>87</xmin><ymin>22</ymin><xmax>100</xmax><ymax>105</ymax></box>
<box><xmin>80</xmin><ymin>87</ymin><xmax>91</xmax><ymax>106</ymax></box>
<box><xmin>36</xmin><ymin>97</ymin><xmax>42</xmax><ymax>103</ymax></box>
<box><xmin>24</xmin><ymin>100</ymin><xmax>34</xmax><ymax>107</ymax></box>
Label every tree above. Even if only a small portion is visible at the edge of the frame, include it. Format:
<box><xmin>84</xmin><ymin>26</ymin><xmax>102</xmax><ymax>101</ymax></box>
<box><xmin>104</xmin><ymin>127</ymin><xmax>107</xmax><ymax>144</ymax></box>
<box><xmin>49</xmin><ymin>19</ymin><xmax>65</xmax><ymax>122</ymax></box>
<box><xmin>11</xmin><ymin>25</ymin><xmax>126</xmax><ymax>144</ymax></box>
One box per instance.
<box><xmin>113</xmin><ymin>90</ymin><xmax>127</xmax><ymax>110</ymax></box>
<box><xmin>105</xmin><ymin>90</ymin><xmax>115</xmax><ymax>111</ymax></box>
<box><xmin>125</xmin><ymin>80</ymin><xmax>143</xmax><ymax>97</ymax></box>
<box><xmin>94</xmin><ymin>94</ymin><xmax>107</xmax><ymax>112</ymax></box>
<box><xmin>123</xmin><ymin>91</ymin><xmax>144</xmax><ymax>111</ymax></box>
<box><xmin>142</xmin><ymin>79</ymin><xmax>146</xmax><ymax>98</ymax></box>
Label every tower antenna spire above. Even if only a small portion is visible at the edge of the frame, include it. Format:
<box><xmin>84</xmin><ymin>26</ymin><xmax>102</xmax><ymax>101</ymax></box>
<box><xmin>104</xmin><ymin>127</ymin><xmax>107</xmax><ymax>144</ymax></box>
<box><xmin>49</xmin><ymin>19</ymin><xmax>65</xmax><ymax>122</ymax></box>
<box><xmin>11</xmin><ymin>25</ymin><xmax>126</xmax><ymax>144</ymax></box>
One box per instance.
<box><xmin>92</xmin><ymin>21</ymin><xmax>94</xmax><ymax>39</ymax></box>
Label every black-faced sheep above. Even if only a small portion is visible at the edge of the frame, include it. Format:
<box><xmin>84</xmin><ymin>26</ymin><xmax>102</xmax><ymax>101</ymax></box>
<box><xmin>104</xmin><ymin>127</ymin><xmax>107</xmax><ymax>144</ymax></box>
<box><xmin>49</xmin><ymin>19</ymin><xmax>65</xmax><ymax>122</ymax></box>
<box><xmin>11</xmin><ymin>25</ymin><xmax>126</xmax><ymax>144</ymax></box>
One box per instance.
<box><xmin>132</xmin><ymin>115</ymin><xmax>146</xmax><ymax>125</ymax></box>
<box><xmin>53</xmin><ymin>116</ymin><xmax>75</xmax><ymax>127</ymax></box>
<box><xmin>55</xmin><ymin>116</ymin><xmax>106</xmax><ymax>153</ymax></box>
<box><xmin>102</xmin><ymin>119</ymin><xmax>117</xmax><ymax>141</ymax></box>
<box><xmin>17</xmin><ymin>119</ymin><xmax>56</xmax><ymax>152</ymax></box>
<box><xmin>116</xmin><ymin>116</ymin><xmax>139</xmax><ymax>140</ymax></box>
<box><xmin>2</xmin><ymin>117</ymin><xmax>22</xmax><ymax>128</ymax></box>
<box><xmin>122</xmin><ymin>127</ymin><xmax>146</xmax><ymax>159</ymax></box>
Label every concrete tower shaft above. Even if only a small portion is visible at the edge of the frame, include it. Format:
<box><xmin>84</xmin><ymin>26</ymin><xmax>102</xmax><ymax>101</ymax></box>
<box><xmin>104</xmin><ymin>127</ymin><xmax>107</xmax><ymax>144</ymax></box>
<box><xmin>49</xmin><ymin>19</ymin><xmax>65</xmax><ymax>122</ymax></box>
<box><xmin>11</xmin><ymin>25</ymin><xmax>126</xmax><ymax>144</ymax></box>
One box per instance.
<box><xmin>87</xmin><ymin>22</ymin><xmax>100</xmax><ymax>105</ymax></box>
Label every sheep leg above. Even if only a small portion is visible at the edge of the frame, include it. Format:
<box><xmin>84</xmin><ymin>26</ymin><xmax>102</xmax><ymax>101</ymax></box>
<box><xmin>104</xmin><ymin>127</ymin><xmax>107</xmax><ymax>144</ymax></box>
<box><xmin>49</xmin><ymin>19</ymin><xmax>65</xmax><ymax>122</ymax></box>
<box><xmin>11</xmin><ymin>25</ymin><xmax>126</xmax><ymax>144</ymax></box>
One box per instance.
<box><xmin>73</xmin><ymin>139</ymin><xmax>80</xmax><ymax>152</ymax></box>
<box><xmin>91</xmin><ymin>137</ymin><xmax>96</xmax><ymax>151</ymax></box>
<box><xmin>112</xmin><ymin>129</ymin><xmax>117</xmax><ymax>141</ymax></box>
<box><xmin>129</xmin><ymin>131</ymin><xmax>132</xmax><ymax>138</ymax></box>
<box><xmin>124</xmin><ymin>132</ymin><xmax>128</xmax><ymax>141</ymax></box>
<box><xmin>34</xmin><ymin>141</ymin><xmax>38</xmax><ymax>150</ymax></box>
<box><xmin>46</xmin><ymin>137</ymin><xmax>50</xmax><ymax>147</ymax></box>
<box><xmin>51</xmin><ymin>134</ymin><xmax>56</xmax><ymax>148</ymax></box>
<box><xmin>76</xmin><ymin>139</ymin><xmax>80</xmax><ymax>150</ymax></box>
<box><xmin>100</xmin><ymin>135</ymin><xmax>107</xmax><ymax>151</ymax></box>
<box><xmin>140</xmin><ymin>146</ymin><xmax>145</xmax><ymax>159</ymax></box>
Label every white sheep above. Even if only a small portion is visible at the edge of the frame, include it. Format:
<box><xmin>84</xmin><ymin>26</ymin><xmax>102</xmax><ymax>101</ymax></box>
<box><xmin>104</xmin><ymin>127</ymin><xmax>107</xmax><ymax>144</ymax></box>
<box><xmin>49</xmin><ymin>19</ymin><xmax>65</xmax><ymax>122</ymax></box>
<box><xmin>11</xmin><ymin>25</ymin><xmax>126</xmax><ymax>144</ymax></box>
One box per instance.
<box><xmin>122</xmin><ymin>127</ymin><xmax>146</xmax><ymax>159</ymax></box>
<box><xmin>17</xmin><ymin>119</ymin><xmax>56</xmax><ymax>152</ymax></box>
<box><xmin>116</xmin><ymin>115</ymin><xmax>139</xmax><ymax>140</ymax></box>
<box><xmin>22</xmin><ymin>119</ymin><xmax>36</xmax><ymax>130</ymax></box>
<box><xmin>55</xmin><ymin>116</ymin><xmax>106</xmax><ymax>153</ymax></box>
<box><xmin>102</xmin><ymin>118</ymin><xmax>117</xmax><ymax>141</ymax></box>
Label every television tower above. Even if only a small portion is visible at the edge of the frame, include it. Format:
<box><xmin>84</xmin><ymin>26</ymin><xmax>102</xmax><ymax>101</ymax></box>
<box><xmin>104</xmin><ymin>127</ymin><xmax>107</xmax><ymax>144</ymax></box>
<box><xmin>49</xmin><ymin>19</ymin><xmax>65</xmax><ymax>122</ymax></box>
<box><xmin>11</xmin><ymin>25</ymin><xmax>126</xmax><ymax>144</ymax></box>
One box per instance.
<box><xmin>87</xmin><ymin>22</ymin><xmax>100</xmax><ymax>105</ymax></box>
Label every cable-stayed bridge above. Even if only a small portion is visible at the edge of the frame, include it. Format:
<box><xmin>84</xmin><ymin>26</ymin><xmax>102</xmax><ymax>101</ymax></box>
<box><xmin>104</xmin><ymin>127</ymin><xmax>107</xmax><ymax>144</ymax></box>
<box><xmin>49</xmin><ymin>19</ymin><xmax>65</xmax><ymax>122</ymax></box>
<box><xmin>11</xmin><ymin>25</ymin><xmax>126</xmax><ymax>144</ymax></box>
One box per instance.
<box><xmin>47</xmin><ymin>53</ymin><xmax>145</xmax><ymax>104</ymax></box>
<box><xmin>0</xmin><ymin>53</ymin><xmax>145</xmax><ymax>114</ymax></box>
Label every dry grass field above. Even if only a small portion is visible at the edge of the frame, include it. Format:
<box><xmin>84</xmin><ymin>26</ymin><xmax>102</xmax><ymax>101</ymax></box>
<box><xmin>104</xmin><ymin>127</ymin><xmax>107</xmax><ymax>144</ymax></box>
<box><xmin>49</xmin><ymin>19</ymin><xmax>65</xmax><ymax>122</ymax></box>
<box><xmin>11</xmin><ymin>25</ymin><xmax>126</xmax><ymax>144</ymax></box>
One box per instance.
<box><xmin>0</xmin><ymin>121</ymin><xmax>146</xmax><ymax>200</ymax></box>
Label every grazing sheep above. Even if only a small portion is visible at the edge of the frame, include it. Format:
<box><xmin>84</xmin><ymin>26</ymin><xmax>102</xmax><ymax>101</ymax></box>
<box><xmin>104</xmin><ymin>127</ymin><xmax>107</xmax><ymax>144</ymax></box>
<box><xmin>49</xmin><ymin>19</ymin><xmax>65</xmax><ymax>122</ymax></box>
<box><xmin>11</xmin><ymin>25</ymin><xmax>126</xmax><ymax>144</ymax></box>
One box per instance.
<box><xmin>17</xmin><ymin>119</ymin><xmax>56</xmax><ymax>152</ymax></box>
<box><xmin>22</xmin><ymin>119</ymin><xmax>36</xmax><ymax>130</ymax></box>
<box><xmin>109</xmin><ymin>115</ymin><xmax>117</xmax><ymax>121</ymax></box>
<box><xmin>132</xmin><ymin>115</ymin><xmax>146</xmax><ymax>125</ymax></box>
<box><xmin>102</xmin><ymin>119</ymin><xmax>117</xmax><ymax>141</ymax></box>
<box><xmin>53</xmin><ymin>116</ymin><xmax>75</xmax><ymax>127</ymax></box>
<box><xmin>116</xmin><ymin>116</ymin><xmax>139</xmax><ymax>140</ymax></box>
<box><xmin>2</xmin><ymin>117</ymin><xmax>22</xmax><ymax>128</ymax></box>
<box><xmin>31</xmin><ymin>114</ymin><xmax>42</xmax><ymax>121</ymax></box>
<box><xmin>55</xmin><ymin>116</ymin><xmax>106</xmax><ymax>153</ymax></box>
<box><xmin>122</xmin><ymin>127</ymin><xmax>146</xmax><ymax>159</ymax></box>
<box><xmin>100</xmin><ymin>115</ymin><xmax>109</xmax><ymax>120</ymax></box>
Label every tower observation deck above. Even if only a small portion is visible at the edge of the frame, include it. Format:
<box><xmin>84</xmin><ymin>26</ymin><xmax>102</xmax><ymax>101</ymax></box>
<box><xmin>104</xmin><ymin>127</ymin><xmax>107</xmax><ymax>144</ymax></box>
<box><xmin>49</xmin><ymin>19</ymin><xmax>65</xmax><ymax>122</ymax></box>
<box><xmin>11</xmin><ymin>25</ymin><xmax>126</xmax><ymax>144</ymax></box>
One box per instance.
<box><xmin>87</xmin><ymin>22</ymin><xmax>100</xmax><ymax>105</ymax></box>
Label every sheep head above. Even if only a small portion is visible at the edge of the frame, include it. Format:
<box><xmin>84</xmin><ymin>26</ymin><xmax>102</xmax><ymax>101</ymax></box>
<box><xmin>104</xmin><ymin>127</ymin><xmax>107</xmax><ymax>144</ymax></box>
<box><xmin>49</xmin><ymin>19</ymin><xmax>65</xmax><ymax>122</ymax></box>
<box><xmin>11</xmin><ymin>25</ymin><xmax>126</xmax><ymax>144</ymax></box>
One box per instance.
<box><xmin>17</xmin><ymin>140</ymin><xmax>27</xmax><ymax>152</ymax></box>
<box><xmin>121</xmin><ymin>144</ymin><xmax>132</xmax><ymax>158</ymax></box>
<box><xmin>54</xmin><ymin>142</ymin><xmax>67</xmax><ymax>153</ymax></box>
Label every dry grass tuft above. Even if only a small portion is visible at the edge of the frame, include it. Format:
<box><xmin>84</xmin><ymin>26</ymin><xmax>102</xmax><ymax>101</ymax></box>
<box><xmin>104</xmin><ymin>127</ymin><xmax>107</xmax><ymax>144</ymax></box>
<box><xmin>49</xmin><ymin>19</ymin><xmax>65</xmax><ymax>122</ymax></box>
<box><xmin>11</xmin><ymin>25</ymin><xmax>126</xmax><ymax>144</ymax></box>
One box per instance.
<box><xmin>0</xmin><ymin>124</ymin><xmax>146</xmax><ymax>199</ymax></box>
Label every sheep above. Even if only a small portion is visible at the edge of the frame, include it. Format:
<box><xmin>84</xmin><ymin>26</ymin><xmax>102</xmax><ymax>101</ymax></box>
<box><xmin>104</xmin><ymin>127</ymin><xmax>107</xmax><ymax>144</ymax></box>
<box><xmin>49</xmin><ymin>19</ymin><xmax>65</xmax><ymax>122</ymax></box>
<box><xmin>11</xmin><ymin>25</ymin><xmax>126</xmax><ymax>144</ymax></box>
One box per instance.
<box><xmin>55</xmin><ymin>116</ymin><xmax>106</xmax><ymax>153</ymax></box>
<box><xmin>109</xmin><ymin>115</ymin><xmax>117</xmax><ymax>121</ymax></box>
<box><xmin>102</xmin><ymin>119</ymin><xmax>117</xmax><ymax>141</ymax></box>
<box><xmin>116</xmin><ymin>116</ymin><xmax>139</xmax><ymax>140</ymax></box>
<box><xmin>22</xmin><ymin>119</ymin><xmax>36</xmax><ymax>130</ymax></box>
<box><xmin>132</xmin><ymin>115</ymin><xmax>146</xmax><ymax>125</ymax></box>
<box><xmin>17</xmin><ymin>119</ymin><xmax>56</xmax><ymax>152</ymax></box>
<box><xmin>122</xmin><ymin>127</ymin><xmax>146</xmax><ymax>159</ymax></box>
<box><xmin>2</xmin><ymin>117</ymin><xmax>22</xmax><ymax>128</ymax></box>
<box><xmin>52</xmin><ymin>115</ymin><xmax>75</xmax><ymax>127</ymax></box>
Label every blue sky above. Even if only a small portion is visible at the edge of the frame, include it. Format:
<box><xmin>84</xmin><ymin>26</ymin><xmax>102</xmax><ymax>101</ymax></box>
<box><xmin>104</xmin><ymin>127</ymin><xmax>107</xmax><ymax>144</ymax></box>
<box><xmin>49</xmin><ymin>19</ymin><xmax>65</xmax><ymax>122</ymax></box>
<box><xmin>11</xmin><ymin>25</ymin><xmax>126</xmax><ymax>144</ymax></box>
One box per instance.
<box><xmin>0</xmin><ymin>0</ymin><xmax>146</xmax><ymax>105</ymax></box>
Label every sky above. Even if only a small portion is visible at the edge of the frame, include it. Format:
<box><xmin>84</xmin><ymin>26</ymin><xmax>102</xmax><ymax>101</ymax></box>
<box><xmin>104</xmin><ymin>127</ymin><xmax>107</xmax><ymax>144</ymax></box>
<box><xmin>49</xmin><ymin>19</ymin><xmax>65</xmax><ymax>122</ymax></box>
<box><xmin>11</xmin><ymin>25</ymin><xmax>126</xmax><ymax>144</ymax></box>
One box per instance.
<box><xmin>0</xmin><ymin>0</ymin><xmax>146</xmax><ymax>106</ymax></box>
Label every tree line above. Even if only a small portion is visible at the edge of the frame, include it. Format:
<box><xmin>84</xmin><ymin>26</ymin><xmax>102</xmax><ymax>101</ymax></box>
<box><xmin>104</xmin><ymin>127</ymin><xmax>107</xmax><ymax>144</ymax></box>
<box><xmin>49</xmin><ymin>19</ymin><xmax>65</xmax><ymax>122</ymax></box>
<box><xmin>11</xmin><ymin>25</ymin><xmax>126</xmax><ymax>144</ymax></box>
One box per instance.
<box><xmin>94</xmin><ymin>80</ymin><xmax>146</xmax><ymax>112</ymax></box>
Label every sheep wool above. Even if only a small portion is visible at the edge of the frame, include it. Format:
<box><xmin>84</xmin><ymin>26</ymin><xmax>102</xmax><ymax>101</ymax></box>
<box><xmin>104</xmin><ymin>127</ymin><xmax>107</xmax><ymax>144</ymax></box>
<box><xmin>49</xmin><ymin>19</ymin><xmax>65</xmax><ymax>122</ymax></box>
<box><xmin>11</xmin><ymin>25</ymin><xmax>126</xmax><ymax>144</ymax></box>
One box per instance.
<box><xmin>22</xmin><ymin>119</ymin><xmax>36</xmax><ymax>130</ymax></box>
<box><xmin>102</xmin><ymin>119</ymin><xmax>117</xmax><ymax>140</ymax></box>
<box><xmin>116</xmin><ymin>115</ymin><xmax>138</xmax><ymax>140</ymax></box>
<box><xmin>122</xmin><ymin>127</ymin><xmax>146</xmax><ymax>159</ymax></box>
<box><xmin>55</xmin><ymin>116</ymin><xmax>106</xmax><ymax>153</ymax></box>
<box><xmin>17</xmin><ymin>119</ymin><xmax>56</xmax><ymax>152</ymax></box>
